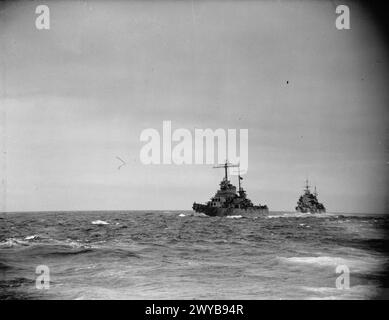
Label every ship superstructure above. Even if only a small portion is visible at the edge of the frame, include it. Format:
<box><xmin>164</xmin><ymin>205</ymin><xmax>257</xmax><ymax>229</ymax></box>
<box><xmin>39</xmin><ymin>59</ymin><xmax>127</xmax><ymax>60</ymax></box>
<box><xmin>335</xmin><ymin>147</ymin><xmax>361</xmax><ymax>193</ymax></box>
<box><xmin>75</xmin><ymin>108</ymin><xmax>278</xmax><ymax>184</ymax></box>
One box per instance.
<box><xmin>295</xmin><ymin>180</ymin><xmax>326</xmax><ymax>213</ymax></box>
<box><xmin>193</xmin><ymin>162</ymin><xmax>269</xmax><ymax>216</ymax></box>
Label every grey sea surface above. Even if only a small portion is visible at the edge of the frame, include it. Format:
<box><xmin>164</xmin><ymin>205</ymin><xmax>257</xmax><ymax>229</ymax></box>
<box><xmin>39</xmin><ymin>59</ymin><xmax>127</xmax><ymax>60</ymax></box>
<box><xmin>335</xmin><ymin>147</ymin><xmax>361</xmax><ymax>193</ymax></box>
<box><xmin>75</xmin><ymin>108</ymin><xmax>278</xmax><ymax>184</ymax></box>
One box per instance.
<box><xmin>0</xmin><ymin>211</ymin><xmax>388</xmax><ymax>299</ymax></box>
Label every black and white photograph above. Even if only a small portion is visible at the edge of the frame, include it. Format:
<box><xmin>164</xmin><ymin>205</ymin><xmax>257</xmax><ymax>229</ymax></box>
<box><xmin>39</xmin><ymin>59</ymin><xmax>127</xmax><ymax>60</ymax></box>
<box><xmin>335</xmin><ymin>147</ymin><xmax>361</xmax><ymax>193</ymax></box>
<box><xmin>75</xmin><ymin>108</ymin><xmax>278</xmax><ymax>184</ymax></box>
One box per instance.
<box><xmin>0</xmin><ymin>0</ymin><xmax>388</xmax><ymax>304</ymax></box>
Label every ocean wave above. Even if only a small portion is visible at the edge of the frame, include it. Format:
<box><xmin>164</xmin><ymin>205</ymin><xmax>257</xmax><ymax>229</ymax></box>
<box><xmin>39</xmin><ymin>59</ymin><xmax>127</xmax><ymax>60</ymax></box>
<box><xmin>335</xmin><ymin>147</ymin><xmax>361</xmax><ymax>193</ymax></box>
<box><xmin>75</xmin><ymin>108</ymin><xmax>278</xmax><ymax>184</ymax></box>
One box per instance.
<box><xmin>44</xmin><ymin>247</ymin><xmax>94</xmax><ymax>256</ymax></box>
<box><xmin>0</xmin><ymin>238</ymin><xmax>30</xmax><ymax>248</ymax></box>
<box><xmin>91</xmin><ymin>220</ymin><xmax>109</xmax><ymax>225</ymax></box>
<box><xmin>0</xmin><ymin>277</ymin><xmax>35</xmax><ymax>288</ymax></box>
<box><xmin>0</xmin><ymin>236</ymin><xmax>141</xmax><ymax>260</ymax></box>
<box><xmin>280</xmin><ymin>256</ymin><xmax>353</xmax><ymax>267</ymax></box>
<box><xmin>63</xmin><ymin>239</ymin><xmax>92</xmax><ymax>249</ymax></box>
<box><xmin>227</xmin><ymin>215</ymin><xmax>243</xmax><ymax>219</ymax></box>
<box><xmin>177</xmin><ymin>212</ymin><xmax>208</xmax><ymax>217</ymax></box>
<box><xmin>297</xmin><ymin>223</ymin><xmax>311</xmax><ymax>228</ymax></box>
<box><xmin>1</xmin><ymin>210</ymin><xmax>387</xmax><ymax>299</ymax></box>
<box><xmin>192</xmin><ymin>212</ymin><xmax>208</xmax><ymax>217</ymax></box>
<box><xmin>279</xmin><ymin>255</ymin><xmax>386</xmax><ymax>273</ymax></box>
<box><xmin>302</xmin><ymin>285</ymin><xmax>380</xmax><ymax>299</ymax></box>
<box><xmin>0</xmin><ymin>237</ymin><xmax>94</xmax><ymax>252</ymax></box>
<box><xmin>267</xmin><ymin>212</ymin><xmax>323</xmax><ymax>218</ymax></box>
<box><xmin>0</xmin><ymin>262</ymin><xmax>12</xmax><ymax>271</ymax></box>
<box><xmin>25</xmin><ymin>235</ymin><xmax>39</xmax><ymax>240</ymax></box>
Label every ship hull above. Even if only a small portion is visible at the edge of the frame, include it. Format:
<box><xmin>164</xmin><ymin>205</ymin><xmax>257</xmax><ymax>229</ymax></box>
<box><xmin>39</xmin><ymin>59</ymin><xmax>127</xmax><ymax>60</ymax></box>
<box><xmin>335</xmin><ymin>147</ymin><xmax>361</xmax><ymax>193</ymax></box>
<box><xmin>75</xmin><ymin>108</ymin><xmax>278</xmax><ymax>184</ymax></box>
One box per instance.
<box><xmin>193</xmin><ymin>203</ymin><xmax>269</xmax><ymax>217</ymax></box>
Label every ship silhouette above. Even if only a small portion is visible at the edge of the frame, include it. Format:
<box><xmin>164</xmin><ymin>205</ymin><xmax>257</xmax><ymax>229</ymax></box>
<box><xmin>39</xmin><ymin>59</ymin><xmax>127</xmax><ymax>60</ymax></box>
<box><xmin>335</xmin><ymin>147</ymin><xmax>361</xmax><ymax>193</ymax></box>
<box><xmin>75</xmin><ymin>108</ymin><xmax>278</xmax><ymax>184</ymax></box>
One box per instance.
<box><xmin>295</xmin><ymin>180</ymin><xmax>326</xmax><ymax>213</ymax></box>
<box><xmin>192</xmin><ymin>162</ymin><xmax>269</xmax><ymax>216</ymax></box>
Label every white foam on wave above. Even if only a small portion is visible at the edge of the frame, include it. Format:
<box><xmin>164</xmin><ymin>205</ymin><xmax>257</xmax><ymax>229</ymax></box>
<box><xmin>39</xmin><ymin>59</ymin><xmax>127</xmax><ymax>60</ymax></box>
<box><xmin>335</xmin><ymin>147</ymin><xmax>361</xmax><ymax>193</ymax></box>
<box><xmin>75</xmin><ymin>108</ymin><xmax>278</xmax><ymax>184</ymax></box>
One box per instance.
<box><xmin>178</xmin><ymin>214</ymin><xmax>186</xmax><ymax>217</ymax></box>
<box><xmin>64</xmin><ymin>239</ymin><xmax>89</xmax><ymax>249</ymax></box>
<box><xmin>302</xmin><ymin>285</ymin><xmax>380</xmax><ymax>300</ymax></box>
<box><xmin>281</xmin><ymin>256</ymin><xmax>349</xmax><ymax>267</ymax></box>
<box><xmin>60</xmin><ymin>238</ymin><xmax>105</xmax><ymax>249</ymax></box>
<box><xmin>227</xmin><ymin>215</ymin><xmax>243</xmax><ymax>219</ymax></box>
<box><xmin>297</xmin><ymin>223</ymin><xmax>310</xmax><ymax>227</ymax></box>
<box><xmin>25</xmin><ymin>235</ymin><xmax>38</xmax><ymax>240</ymax></box>
<box><xmin>268</xmin><ymin>212</ymin><xmax>321</xmax><ymax>218</ymax></box>
<box><xmin>279</xmin><ymin>255</ymin><xmax>386</xmax><ymax>273</ymax></box>
<box><xmin>91</xmin><ymin>220</ymin><xmax>109</xmax><ymax>225</ymax></box>
<box><xmin>0</xmin><ymin>238</ymin><xmax>30</xmax><ymax>248</ymax></box>
<box><xmin>192</xmin><ymin>212</ymin><xmax>208</xmax><ymax>217</ymax></box>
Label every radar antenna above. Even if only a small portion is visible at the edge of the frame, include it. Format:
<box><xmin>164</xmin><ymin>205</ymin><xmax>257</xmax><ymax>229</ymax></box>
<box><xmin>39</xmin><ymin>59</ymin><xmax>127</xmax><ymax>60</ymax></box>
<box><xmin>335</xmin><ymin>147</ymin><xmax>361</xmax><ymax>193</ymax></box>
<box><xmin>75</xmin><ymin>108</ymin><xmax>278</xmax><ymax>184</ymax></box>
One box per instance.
<box><xmin>213</xmin><ymin>160</ymin><xmax>239</xmax><ymax>181</ymax></box>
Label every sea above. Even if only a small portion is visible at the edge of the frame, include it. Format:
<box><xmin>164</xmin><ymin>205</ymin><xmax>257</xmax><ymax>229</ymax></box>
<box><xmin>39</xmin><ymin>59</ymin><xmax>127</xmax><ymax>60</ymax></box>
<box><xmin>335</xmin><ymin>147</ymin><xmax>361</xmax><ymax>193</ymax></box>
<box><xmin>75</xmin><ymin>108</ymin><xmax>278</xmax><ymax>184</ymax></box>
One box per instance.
<box><xmin>0</xmin><ymin>211</ymin><xmax>388</xmax><ymax>300</ymax></box>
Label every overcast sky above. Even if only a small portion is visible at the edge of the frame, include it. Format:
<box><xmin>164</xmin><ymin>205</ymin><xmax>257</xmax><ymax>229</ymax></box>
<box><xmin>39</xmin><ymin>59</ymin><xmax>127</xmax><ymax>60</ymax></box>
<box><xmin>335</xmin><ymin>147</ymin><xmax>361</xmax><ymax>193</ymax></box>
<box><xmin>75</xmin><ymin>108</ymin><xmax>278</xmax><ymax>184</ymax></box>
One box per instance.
<box><xmin>0</xmin><ymin>0</ymin><xmax>388</xmax><ymax>213</ymax></box>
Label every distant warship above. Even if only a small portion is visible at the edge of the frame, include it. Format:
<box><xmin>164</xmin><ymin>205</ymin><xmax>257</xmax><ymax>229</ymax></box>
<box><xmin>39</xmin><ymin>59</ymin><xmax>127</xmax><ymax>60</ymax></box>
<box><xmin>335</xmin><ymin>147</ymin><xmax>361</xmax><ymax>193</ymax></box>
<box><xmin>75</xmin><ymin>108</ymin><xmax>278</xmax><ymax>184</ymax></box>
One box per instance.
<box><xmin>192</xmin><ymin>162</ymin><xmax>269</xmax><ymax>217</ymax></box>
<box><xmin>295</xmin><ymin>180</ymin><xmax>326</xmax><ymax>213</ymax></box>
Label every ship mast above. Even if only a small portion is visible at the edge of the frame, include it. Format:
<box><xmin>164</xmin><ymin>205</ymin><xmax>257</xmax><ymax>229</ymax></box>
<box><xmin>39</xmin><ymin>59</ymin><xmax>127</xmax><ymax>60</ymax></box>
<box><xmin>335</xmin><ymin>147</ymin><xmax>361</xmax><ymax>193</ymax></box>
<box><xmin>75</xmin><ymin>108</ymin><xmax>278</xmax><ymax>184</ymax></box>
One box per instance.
<box><xmin>238</xmin><ymin>167</ymin><xmax>242</xmax><ymax>191</ymax></box>
<box><xmin>213</xmin><ymin>161</ymin><xmax>239</xmax><ymax>181</ymax></box>
<box><xmin>304</xmin><ymin>179</ymin><xmax>310</xmax><ymax>193</ymax></box>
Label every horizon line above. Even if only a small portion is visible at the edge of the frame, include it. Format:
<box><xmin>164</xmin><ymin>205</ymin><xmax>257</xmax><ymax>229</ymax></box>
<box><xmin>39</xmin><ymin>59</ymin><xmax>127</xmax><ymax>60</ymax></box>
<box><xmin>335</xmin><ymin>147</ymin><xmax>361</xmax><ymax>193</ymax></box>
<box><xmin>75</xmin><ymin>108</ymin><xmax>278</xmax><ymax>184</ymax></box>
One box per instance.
<box><xmin>0</xmin><ymin>209</ymin><xmax>386</xmax><ymax>215</ymax></box>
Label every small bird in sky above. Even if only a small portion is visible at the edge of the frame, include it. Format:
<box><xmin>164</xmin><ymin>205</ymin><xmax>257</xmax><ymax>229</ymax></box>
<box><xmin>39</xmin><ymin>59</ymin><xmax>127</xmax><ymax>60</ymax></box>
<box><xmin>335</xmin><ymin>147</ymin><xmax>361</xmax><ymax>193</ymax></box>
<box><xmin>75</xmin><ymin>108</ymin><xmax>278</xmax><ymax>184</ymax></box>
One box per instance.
<box><xmin>116</xmin><ymin>156</ymin><xmax>126</xmax><ymax>170</ymax></box>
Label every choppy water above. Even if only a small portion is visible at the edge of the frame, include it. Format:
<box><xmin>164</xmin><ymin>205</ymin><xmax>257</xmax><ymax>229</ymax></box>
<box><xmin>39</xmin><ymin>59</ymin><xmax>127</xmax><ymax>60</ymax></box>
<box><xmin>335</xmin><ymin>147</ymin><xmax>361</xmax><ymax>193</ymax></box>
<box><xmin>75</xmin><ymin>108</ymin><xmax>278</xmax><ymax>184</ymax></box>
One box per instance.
<box><xmin>0</xmin><ymin>211</ymin><xmax>388</xmax><ymax>300</ymax></box>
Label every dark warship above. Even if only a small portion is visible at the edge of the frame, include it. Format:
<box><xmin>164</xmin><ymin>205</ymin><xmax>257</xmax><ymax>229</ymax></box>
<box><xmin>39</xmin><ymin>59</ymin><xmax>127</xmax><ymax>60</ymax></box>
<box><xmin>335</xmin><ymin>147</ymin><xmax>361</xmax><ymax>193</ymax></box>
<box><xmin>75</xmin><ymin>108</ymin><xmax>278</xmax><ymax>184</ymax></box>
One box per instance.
<box><xmin>192</xmin><ymin>162</ymin><xmax>269</xmax><ymax>217</ymax></box>
<box><xmin>295</xmin><ymin>180</ymin><xmax>326</xmax><ymax>213</ymax></box>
